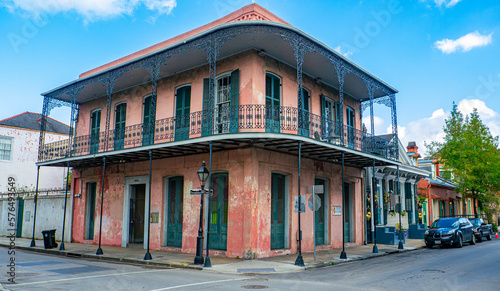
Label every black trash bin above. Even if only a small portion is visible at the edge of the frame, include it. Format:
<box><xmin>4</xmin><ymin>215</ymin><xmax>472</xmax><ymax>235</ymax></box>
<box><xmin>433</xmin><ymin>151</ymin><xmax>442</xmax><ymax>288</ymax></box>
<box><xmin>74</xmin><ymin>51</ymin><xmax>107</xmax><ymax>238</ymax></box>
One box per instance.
<box><xmin>41</xmin><ymin>229</ymin><xmax>58</xmax><ymax>249</ymax></box>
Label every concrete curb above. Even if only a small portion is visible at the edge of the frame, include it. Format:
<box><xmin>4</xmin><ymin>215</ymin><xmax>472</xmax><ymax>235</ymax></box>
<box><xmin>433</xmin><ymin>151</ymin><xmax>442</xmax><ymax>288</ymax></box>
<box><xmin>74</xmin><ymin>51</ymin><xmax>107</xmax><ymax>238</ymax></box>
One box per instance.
<box><xmin>304</xmin><ymin>245</ymin><xmax>425</xmax><ymax>270</ymax></box>
<box><xmin>1</xmin><ymin>241</ymin><xmax>426</xmax><ymax>274</ymax></box>
<box><xmin>0</xmin><ymin>243</ymin><xmax>203</xmax><ymax>271</ymax></box>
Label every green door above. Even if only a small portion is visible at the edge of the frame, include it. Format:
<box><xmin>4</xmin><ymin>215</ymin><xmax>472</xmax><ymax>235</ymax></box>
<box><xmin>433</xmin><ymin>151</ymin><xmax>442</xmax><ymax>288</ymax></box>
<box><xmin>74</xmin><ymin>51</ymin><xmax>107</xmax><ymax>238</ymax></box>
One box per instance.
<box><xmin>265</xmin><ymin>73</ymin><xmax>281</xmax><ymax>133</ymax></box>
<box><xmin>334</xmin><ymin>101</ymin><xmax>342</xmax><ymax>137</ymax></box>
<box><xmin>114</xmin><ymin>103</ymin><xmax>126</xmax><ymax>150</ymax></box>
<box><xmin>167</xmin><ymin>177</ymin><xmax>183</xmax><ymax>247</ymax></box>
<box><xmin>208</xmin><ymin>173</ymin><xmax>228</xmax><ymax>250</ymax></box>
<box><xmin>346</xmin><ymin>107</ymin><xmax>355</xmax><ymax>148</ymax></box>
<box><xmin>90</xmin><ymin>110</ymin><xmax>100</xmax><ymax>154</ymax></box>
<box><xmin>175</xmin><ymin>86</ymin><xmax>191</xmax><ymax>141</ymax></box>
<box><xmin>16</xmin><ymin>198</ymin><xmax>24</xmax><ymax>237</ymax></box>
<box><xmin>314</xmin><ymin>179</ymin><xmax>325</xmax><ymax>245</ymax></box>
<box><xmin>344</xmin><ymin>182</ymin><xmax>352</xmax><ymax>242</ymax></box>
<box><xmin>142</xmin><ymin>96</ymin><xmax>154</xmax><ymax>146</ymax></box>
<box><xmin>86</xmin><ymin>183</ymin><xmax>96</xmax><ymax>240</ymax></box>
<box><xmin>271</xmin><ymin>173</ymin><xmax>285</xmax><ymax>249</ymax></box>
<box><xmin>299</xmin><ymin>89</ymin><xmax>310</xmax><ymax>137</ymax></box>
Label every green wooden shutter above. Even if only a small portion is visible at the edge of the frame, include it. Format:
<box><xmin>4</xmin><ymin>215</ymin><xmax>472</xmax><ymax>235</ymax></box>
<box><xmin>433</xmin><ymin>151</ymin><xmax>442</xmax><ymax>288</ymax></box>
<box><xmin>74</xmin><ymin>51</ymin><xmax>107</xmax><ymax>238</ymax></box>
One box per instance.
<box><xmin>320</xmin><ymin>94</ymin><xmax>326</xmax><ymax>138</ymax></box>
<box><xmin>202</xmin><ymin>78</ymin><xmax>211</xmax><ymax>137</ymax></box>
<box><xmin>230</xmin><ymin>69</ymin><xmax>239</xmax><ymax>134</ymax></box>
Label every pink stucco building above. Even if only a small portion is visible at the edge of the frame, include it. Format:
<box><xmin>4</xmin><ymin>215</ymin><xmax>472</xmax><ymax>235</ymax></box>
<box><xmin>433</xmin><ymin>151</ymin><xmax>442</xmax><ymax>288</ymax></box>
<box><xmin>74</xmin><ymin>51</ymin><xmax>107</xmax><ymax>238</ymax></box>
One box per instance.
<box><xmin>36</xmin><ymin>4</ymin><xmax>400</xmax><ymax>261</ymax></box>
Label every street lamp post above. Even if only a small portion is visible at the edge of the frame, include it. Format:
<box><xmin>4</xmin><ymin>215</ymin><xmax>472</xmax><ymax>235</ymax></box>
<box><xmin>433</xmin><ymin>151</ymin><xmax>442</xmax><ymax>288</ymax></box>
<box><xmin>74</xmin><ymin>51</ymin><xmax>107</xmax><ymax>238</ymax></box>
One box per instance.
<box><xmin>194</xmin><ymin>161</ymin><xmax>209</xmax><ymax>265</ymax></box>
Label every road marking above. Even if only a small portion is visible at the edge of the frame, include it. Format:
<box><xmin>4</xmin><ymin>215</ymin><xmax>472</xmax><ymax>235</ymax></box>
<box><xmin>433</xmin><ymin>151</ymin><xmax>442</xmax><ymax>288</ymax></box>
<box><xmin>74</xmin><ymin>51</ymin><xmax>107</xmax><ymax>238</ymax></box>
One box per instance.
<box><xmin>14</xmin><ymin>269</ymin><xmax>170</xmax><ymax>286</ymax></box>
<box><xmin>149</xmin><ymin>278</ymin><xmax>246</xmax><ymax>290</ymax></box>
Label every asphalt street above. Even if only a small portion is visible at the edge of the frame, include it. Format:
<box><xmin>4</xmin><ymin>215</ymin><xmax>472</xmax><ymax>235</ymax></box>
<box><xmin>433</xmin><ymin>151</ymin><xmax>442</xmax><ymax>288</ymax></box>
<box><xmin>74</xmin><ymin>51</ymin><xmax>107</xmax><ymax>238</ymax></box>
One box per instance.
<box><xmin>1</xmin><ymin>238</ymin><xmax>499</xmax><ymax>290</ymax></box>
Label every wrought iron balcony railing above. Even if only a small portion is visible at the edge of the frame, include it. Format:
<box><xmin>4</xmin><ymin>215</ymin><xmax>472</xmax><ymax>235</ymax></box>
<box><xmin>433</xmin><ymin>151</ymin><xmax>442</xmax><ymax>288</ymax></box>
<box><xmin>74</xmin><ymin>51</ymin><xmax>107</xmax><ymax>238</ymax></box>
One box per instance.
<box><xmin>38</xmin><ymin>104</ymin><xmax>397</xmax><ymax>163</ymax></box>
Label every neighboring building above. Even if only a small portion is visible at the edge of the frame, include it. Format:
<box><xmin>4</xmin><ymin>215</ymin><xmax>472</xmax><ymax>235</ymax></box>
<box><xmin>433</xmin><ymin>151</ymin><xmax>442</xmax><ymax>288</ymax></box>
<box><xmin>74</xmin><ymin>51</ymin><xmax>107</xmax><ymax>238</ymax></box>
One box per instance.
<box><xmin>35</xmin><ymin>4</ymin><xmax>400</xmax><ymax>259</ymax></box>
<box><xmin>414</xmin><ymin>144</ymin><xmax>474</xmax><ymax>226</ymax></box>
<box><xmin>0</xmin><ymin>112</ymin><xmax>70</xmax><ymax>238</ymax></box>
<box><xmin>365</xmin><ymin>138</ymin><xmax>429</xmax><ymax>244</ymax></box>
<box><xmin>0</xmin><ymin>112</ymin><xmax>69</xmax><ymax>191</ymax></box>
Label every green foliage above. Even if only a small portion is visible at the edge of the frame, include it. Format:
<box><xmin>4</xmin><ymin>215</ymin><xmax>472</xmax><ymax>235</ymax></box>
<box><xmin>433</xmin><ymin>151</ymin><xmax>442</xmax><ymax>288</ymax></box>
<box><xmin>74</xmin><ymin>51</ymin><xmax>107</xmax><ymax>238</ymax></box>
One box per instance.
<box><xmin>427</xmin><ymin>103</ymin><xmax>500</xmax><ymax>214</ymax></box>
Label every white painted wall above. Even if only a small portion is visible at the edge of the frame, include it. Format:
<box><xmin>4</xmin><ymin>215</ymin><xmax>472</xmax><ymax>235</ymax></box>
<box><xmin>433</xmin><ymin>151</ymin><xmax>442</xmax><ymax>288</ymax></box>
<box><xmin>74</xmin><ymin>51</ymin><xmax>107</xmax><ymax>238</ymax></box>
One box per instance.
<box><xmin>0</xmin><ymin>194</ymin><xmax>73</xmax><ymax>242</ymax></box>
<box><xmin>0</xmin><ymin>126</ymin><xmax>68</xmax><ymax>191</ymax></box>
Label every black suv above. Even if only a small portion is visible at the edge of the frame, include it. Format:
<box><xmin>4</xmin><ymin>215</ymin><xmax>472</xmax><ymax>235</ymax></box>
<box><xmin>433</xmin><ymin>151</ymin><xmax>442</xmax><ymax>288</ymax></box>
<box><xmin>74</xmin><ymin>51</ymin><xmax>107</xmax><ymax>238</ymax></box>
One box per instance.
<box><xmin>424</xmin><ymin>217</ymin><xmax>476</xmax><ymax>248</ymax></box>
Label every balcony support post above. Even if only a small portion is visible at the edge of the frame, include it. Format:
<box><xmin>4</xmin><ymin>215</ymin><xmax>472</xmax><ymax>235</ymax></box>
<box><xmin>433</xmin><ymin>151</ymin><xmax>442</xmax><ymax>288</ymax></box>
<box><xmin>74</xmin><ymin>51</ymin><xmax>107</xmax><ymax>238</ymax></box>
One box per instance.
<box><xmin>340</xmin><ymin>151</ymin><xmax>347</xmax><ymax>259</ymax></box>
<box><xmin>364</xmin><ymin>81</ymin><xmax>375</xmax><ymax>151</ymax></box>
<box><xmin>101</xmin><ymin>74</ymin><xmax>117</xmax><ymax>152</ymax></box>
<box><xmin>295</xmin><ymin>141</ymin><xmax>305</xmax><ymax>267</ymax></box>
<box><xmin>390</xmin><ymin>94</ymin><xmax>399</xmax><ymax>160</ymax></box>
<box><xmin>144</xmin><ymin>150</ymin><xmax>153</xmax><ymax>260</ymax></box>
<box><xmin>59</xmin><ymin>161</ymin><xmax>70</xmax><ymax>250</ymax></box>
<box><xmin>96</xmin><ymin>156</ymin><xmax>106</xmax><ymax>255</ymax></box>
<box><xmin>30</xmin><ymin>166</ymin><xmax>40</xmax><ymax>247</ymax></box>
<box><xmin>372</xmin><ymin>159</ymin><xmax>378</xmax><ymax>253</ymax></box>
<box><xmin>333</xmin><ymin>65</ymin><xmax>347</xmax><ymax>145</ymax></box>
<box><xmin>37</xmin><ymin>97</ymin><xmax>49</xmax><ymax>162</ymax></box>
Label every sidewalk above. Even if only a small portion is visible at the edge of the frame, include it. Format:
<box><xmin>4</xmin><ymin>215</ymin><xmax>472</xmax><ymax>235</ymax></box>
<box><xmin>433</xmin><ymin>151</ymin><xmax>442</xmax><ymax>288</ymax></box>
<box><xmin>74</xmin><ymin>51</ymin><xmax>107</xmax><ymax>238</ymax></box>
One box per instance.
<box><xmin>0</xmin><ymin>236</ymin><xmax>425</xmax><ymax>274</ymax></box>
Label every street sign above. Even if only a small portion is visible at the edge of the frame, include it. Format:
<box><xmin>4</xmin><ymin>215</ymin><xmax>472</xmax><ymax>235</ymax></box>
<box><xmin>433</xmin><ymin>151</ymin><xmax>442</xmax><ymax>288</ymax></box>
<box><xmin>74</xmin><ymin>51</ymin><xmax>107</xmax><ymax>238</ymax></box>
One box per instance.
<box><xmin>332</xmin><ymin>206</ymin><xmax>342</xmax><ymax>216</ymax></box>
<box><xmin>190</xmin><ymin>189</ymin><xmax>213</xmax><ymax>196</ymax></box>
<box><xmin>305</xmin><ymin>185</ymin><xmax>324</xmax><ymax>194</ymax></box>
<box><xmin>190</xmin><ymin>189</ymin><xmax>203</xmax><ymax>195</ymax></box>
<box><xmin>294</xmin><ymin>196</ymin><xmax>306</xmax><ymax>213</ymax></box>
<box><xmin>308</xmin><ymin>194</ymin><xmax>321</xmax><ymax>211</ymax></box>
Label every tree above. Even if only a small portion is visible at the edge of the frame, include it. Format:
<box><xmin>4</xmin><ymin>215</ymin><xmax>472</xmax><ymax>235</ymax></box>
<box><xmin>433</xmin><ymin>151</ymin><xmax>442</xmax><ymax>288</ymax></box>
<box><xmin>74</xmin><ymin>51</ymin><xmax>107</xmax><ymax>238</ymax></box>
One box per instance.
<box><xmin>428</xmin><ymin>103</ymin><xmax>500</xmax><ymax>216</ymax></box>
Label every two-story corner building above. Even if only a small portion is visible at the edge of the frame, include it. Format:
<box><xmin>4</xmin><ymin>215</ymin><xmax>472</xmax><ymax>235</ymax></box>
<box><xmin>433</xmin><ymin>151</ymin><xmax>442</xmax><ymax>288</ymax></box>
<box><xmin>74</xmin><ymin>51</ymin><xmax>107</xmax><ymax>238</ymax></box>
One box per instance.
<box><xmin>364</xmin><ymin>138</ymin><xmax>429</xmax><ymax>244</ymax></box>
<box><xmin>0</xmin><ymin>112</ymin><xmax>69</xmax><ymax>191</ymax></box>
<box><xmin>35</xmin><ymin>4</ymin><xmax>400</xmax><ymax>259</ymax></box>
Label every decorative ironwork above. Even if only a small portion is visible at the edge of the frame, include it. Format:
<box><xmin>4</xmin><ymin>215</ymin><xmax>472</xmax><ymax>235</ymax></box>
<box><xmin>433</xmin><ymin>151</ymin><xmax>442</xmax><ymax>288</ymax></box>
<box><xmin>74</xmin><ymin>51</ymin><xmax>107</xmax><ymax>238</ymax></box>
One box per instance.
<box><xmin>39</xmin><ymin>104</ymin><xmax>397</xmax><ymax>163</ymax></box>
<box><xmin>38</xmin><ymin>23</ymin><xmax>398</xmax><ymax>167</ymax></box>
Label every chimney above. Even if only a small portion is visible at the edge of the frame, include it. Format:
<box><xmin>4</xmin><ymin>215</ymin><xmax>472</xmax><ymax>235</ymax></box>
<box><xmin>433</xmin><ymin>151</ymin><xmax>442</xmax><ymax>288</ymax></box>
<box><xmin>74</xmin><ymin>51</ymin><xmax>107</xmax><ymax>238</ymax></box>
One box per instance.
<box><xmin>432</xmin><ymin>159</ymin><xmax>440</xmax><ymax>177</ymax></box>
<box><xmin>407</xmin><ymin>141</ymin><xmax>418</xmax><ymax>153</ymax></box>
<box><xmin>407</xmin><ymin>141</ymin><xmax>421</xmax><ymax>165</ymax></box>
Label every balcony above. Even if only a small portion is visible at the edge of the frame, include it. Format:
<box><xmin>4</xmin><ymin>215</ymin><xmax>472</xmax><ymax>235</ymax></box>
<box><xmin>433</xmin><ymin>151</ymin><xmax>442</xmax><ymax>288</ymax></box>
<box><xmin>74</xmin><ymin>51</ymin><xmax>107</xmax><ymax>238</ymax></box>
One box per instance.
<box><xmin>38</xmin><ymin>104</ymin><xmax>398</xmax><ymax>165</ymax></box>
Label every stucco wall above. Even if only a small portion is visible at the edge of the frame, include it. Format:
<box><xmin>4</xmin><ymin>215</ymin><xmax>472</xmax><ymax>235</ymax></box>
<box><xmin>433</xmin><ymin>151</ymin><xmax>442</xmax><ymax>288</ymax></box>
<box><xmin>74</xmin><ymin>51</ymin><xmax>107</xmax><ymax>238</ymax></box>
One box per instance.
<box><xmin>71</xmin><ymin>147</ymin><xmax>364</xmax><ymax>258</ymax></box>
<box><xmin>0</xmin><ymin>126</ymin><xmax>68</xmax><ymax>191</ymax></box>
<box><xmin>76</xmin><ymin>50</ymin><xmax>362</xmax><ymax>139</ymax></box>
<box><xmin>0</xmin><ymin>194</ymin><xmax>72</xmax><ymax>242</ymax></box>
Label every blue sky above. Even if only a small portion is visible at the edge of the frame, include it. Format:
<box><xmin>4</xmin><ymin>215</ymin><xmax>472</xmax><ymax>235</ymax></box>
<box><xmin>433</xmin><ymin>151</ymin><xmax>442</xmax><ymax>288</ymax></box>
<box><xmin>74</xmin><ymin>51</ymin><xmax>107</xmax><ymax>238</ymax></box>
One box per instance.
<box><xmin>1</xmin><ymin>0</ymin><xmax>499</xmax><ymax>154</ymax></box>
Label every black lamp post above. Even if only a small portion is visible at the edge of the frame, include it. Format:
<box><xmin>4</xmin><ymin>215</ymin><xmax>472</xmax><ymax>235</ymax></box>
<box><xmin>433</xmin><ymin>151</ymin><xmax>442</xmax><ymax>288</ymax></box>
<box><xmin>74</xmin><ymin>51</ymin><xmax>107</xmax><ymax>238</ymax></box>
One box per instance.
<box><xmin>194</xmin><ymin>161</ymin><xmax>209</xmax><ymax>265</ymax></box>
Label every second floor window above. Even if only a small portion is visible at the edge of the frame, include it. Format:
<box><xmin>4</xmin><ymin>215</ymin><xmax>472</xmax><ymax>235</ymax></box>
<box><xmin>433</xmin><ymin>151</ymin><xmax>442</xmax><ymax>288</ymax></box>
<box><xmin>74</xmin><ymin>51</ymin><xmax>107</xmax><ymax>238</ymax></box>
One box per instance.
<box><xmin>142</xmin><ymin>96</ymin><xmax>154</xmax><ymax>146</ymax></box>
<box><xmin>90</xmin><ymin>110</ymin><xmax>101</xmax><ymax>154</ymax></box>
<box><xmin>114</xmin><ymin>103</ymin><xmax>127</xmax><ymax>150</ymax></box>
<box><xmin>0</xmin><ymin>136</ymin><xmax>13</xmax><ymax>161</ymax></box>
<box><xmin>215</xmin><ymin>74</ymin><xmax>231</xmax><ymax>134</ymax></box>
<box><xmin>265</xmin><ymin>72</ymin><xmax>281</xmax><ymax>133</ymax></box>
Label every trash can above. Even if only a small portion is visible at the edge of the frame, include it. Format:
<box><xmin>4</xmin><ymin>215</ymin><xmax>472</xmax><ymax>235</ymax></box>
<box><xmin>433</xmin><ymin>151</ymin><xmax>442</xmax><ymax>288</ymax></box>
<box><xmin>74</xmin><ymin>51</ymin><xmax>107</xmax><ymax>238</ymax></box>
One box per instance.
<box><xmin>41</xmin><ymin>229</ymin><xmax>58</xmax><ymax>249</ymax></box>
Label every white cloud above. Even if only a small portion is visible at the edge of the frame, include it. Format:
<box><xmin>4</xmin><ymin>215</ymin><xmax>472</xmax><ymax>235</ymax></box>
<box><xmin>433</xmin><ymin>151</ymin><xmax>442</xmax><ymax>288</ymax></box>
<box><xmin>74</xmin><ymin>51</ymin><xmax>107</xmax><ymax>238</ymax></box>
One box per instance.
<box><xmin>433</xmin><ymin>0</ymin><xmax>462</xmax><ymax>8</ymax></box>
<box><xmin>401</xmin><ymin>100</ymin><xmax>500</xmax><ymax>156</ymax></box>
<box><xmin>362</xmin><ymin>115</ymin><xmax>385</xmax><ymax>134</ymax></box>
<box><xmin>334</xmin><ymin>45</ymin><xmax>353</xmax><ymax>58</ymax></box>
<box><xmin>420</xmin><ymin>0</ymin><xmax>463</xmax><ymax>8</ymax></box>
<box><xmin>1</xmin><ymin>0</ymin><xmax>176</xmax><ymax>22</ymax></box>
<box><xmin>435</xmin><ymin>31</ymin><xmax>493</xmax><ymax>54</ymax></box>
<box><xmin>457</xmin><ymin>99</ymin><xmax>500</xmax><ymax>139</ymax></box>
<box><xmin>400</xmin><ymin>108</ymin><xmax>448</xmax><ymax>157</ymax></box>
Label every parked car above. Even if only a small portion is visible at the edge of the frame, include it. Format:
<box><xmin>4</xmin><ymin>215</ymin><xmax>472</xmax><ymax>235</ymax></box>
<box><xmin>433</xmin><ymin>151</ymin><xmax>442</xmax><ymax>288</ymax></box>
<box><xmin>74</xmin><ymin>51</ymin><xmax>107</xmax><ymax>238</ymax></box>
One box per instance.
<box><xmin>469</xmin><ymin>217</ymin><xmax>493</xmax><ymax>242</ymax></box>
<box><xmin>424</xmin><ymin>217</ymin><xmax>476</xmax><ymax>248</ymax></box>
